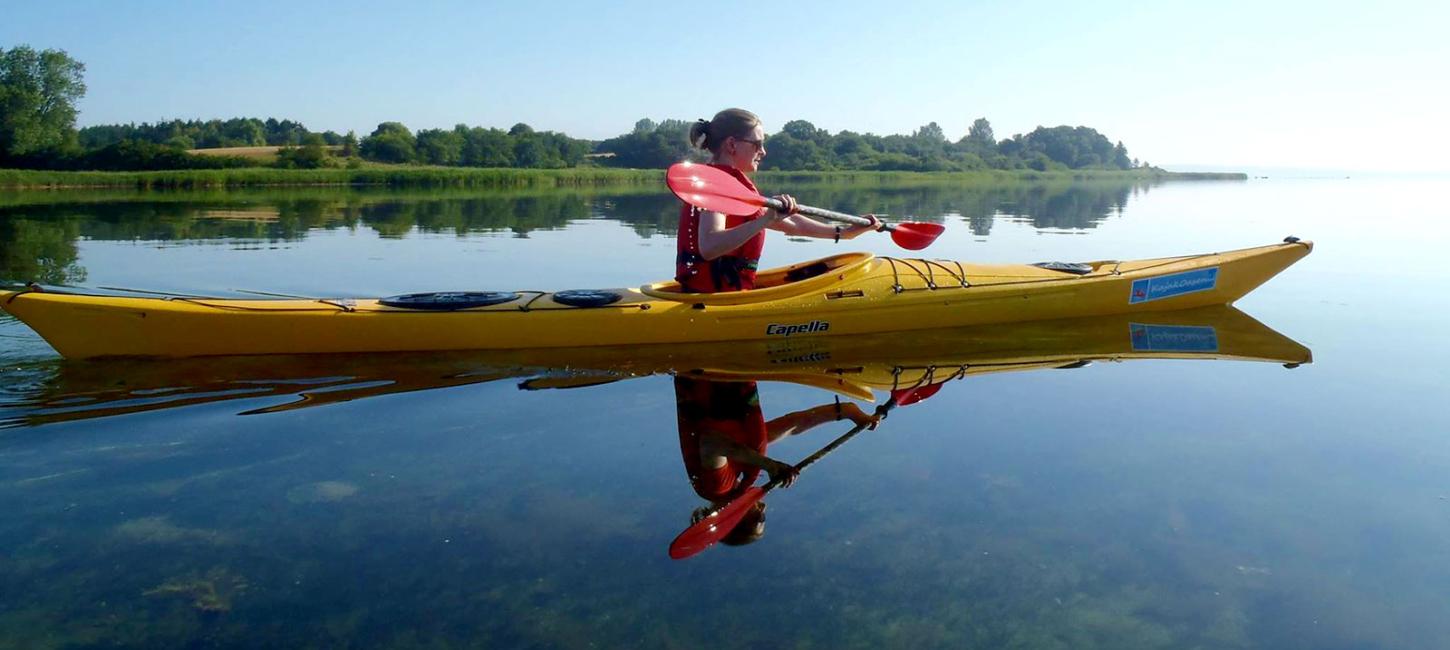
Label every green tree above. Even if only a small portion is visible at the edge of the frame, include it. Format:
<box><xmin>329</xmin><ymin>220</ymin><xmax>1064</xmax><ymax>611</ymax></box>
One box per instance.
<box><xmin>967</xmin><ymin>118</ymin><xmax>994</xmax><ymax>145</ymax></box>
<box><xmin>340</xmin><ymin>130</ymin><xmax>359</xmax><ymax>157</ymax></box>
<box><xmin>360</xmin><ymin>122</ymin><xmax>416</xmax><ymax>163</ymax></box>
<box><xmin>909</xmin><ymin>122</ymin><xmax>950</xmax><ymax>164</ymax></box>
<box><xmin>596</xmin><ymin>118</ymin><xmax>694</xmax><ymax>168</ymax></box>
<box><xmin>780</xmin><ymin>120</ymin><xmax>830</xmax><ymax>147</ymax></box>
<box><xmin>539</xmin><ymin>131</ymin><xmax>589</xmax><ymax>167</ymax></box>
<box><xmin>275</xmin><ymin>133</ymin><xmax>329</xmax><ymax>169</ymax></box>
<box><xmin>218</xmin><ymin>118</ymin><xmax>266</xmax><ymax>147</ymax></box>
<box><xmin>1112</xmin><ymin>141</ymin><xmax>1131</xmax><ymax>169</ymax></box>
<box><xmin>263</xmin><ymin>118</ymin><xmax>308</xmax><ymax>145</ymax></box>
<box><xmin>759</xmin><ymin>132</ymin><xmax>830</xmax><ymax>170</ymax></box>
<box><xmin>913</xmin><ymin>122</ymin><xmax>946</xmax><ymax>143</ymax></box>
<box><xmin>832</xmin><ymin>130</ymin><xmax>878</xmax><ymax>168</ymax></box>
<box><xmin>513</xmin><ymin>136</ymin><xmax>542</xmax><ymax>167</ymax></box>
<box><xmin>416</xmin><ymin>128</ymin><xmax>464</xmax><ymax>165</ymax></box>
<box><xmin>459</xmin><ymin>126</ymin><xmax>515</xmax><ymax>167</ymax></box>
<box><xmin>961</xmin><ymin>117</ymin><xmax>996</xmax><ymax>158</ymax></box>
<box><xmin>1000</xmin><ymin>125</ymin><xmax>1119</xmax><ymax>169</ymax></box>
<box><xmin>0</xmin><ymin>46</ymin><xmax>86</xmax><ymax>162</ymax></box>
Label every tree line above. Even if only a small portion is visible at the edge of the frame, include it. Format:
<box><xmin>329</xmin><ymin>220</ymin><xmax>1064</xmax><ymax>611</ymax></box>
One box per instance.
<box><xmin>78</xmin><ymin>117</ymin><xmax>341</xmax><ymax>150</ymax></box>
<box><xmin>598</xmin><ymin>117</ymin><xmax>1141</xmax><ymax>172</ymax></box>
<box><xmin>2</xmin><ymin>45</ymin><xmax>1150</xmax><ymax>173</ymax></box>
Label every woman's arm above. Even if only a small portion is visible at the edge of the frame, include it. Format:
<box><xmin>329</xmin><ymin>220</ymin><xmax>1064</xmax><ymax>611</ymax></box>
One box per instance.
<box><xmin>768</xmin><ymin>212</ymin><xmax>880</xmax><ymax>240</ymax></box>
<box><xmin>699</xmin><ymin>431</ymin><xmax>799</xmax><ymax>486</ymax></box>
<box><xmin>765</xmin><ymin>401</ymin><xmax>880</xmax><ymax>443</ymax></box>
<box><xmin>697</xmin><ymin>209</ymin><xmax>784</xmax><ymax>260</ymax></box>
<box><xmin>767</xmin><ymin>214</ymin><xmax>837</xmax><ymax>239</ymax></box>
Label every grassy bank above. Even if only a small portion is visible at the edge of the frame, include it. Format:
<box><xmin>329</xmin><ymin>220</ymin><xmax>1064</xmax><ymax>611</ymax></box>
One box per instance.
<box><xmin>0</xmin><ymin>166</ymin><xmax>1244</xmax><ymax>190</ymax></box>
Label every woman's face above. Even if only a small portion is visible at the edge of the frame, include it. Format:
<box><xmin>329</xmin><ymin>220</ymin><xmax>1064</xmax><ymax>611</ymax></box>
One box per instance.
<box><xmin>722</xmin><ymin>125</ymin><xmax>767</xmax><ymax>173</ymax></box>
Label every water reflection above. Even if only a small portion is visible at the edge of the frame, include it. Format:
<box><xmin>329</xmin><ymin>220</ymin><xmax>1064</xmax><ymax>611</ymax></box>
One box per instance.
<box><xmin>0</xmin><ymin>178</ymin><xmax>1163</xmax><ymax>284</ymax></box>
<box><xmin>4</xmin><ymin>304</ymin><xmax>1308</xmax><ymax>431</ymax></box>
<box><xmin>671</xmin><ymin>375</ymin><xmax>882</xmax><ymax>551</ymax></box>
<box><xmin>0</xmin><ymin>305</ymin><xmax>1319</xmax><ymax>645</ymax></box>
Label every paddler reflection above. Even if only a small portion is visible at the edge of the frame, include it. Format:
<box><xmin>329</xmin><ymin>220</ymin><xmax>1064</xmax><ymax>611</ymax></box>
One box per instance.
<box><xmin>674</xmin><ymin>374</ymin><xmax>880</xmax><ymax>547</ymax></box>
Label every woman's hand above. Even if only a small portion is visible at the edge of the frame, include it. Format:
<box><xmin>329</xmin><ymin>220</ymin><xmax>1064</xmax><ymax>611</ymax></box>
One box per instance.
<box><xmin>767</xmin><ymin>459</ymin><xmax>800</xmax><ymax>488</ymax></box>
<box><xmin>769</xmin><ymin>194</ymin><xmax>799</xmax><ymax>221</ymax></box>
<box><xmin>839</xmin><ymin>402</ymin><xmax>882</xmax><ymax>430</ymax></box>
<box><xmin>840</xmin><ymin>214</ymin><xmax>881</xmax><ymax>239</ymax></box>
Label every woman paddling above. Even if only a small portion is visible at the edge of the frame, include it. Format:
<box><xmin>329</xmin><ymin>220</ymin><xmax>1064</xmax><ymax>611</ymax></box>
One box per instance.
<box><xmin>676</xmin><ymin>108</ymin><xmax>879</xmax><ymax>293</ymax></box>
<box><xmin>669</xmin><ymin>109</ymin><xmax>881</xmax><ymax>551</ymax></box>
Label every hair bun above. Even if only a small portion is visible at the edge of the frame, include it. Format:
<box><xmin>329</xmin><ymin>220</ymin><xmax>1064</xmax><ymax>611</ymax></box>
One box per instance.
<box><xmin>689</xmin><ymin>119</ymin><xmax>711</xmax><ymax>149</ymax></box>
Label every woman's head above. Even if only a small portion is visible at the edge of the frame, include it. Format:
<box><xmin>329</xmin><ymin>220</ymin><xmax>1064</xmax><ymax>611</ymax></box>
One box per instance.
<box><xmin>689</xmin><ymin>501</ymin><xmax>768</xmax><ymax>547</ymax></box>
<box><xmin>689</xmin><ymin>108</ymin><xmax>767</xmax><ymax>173</ymax></box>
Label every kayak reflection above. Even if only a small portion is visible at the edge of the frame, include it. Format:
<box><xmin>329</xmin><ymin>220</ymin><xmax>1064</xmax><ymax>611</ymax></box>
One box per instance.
<box><xmin>673</xmin><ymin>375</ymin><xmax>880</xmax><ymax>548</ymax></box>
<box><xmin>2</xmin><ymin>305</ymin><xmax>1310</xmax><ymax>430</ymax></box>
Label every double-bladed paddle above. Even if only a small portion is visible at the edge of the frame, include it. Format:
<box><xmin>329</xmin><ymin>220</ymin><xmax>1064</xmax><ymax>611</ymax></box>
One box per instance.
<box><xmin>666</xmin><ymin>162</ymin><xmax>945</xmax><ymax>251</ymax></box>
<box><xmin>667</xmin><ymin>379</ymin><xmax>949</xmax><ymax>560</ymax></box>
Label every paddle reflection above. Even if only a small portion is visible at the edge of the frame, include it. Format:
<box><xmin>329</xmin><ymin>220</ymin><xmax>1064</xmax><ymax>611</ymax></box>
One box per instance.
<box><xmin>674</xmin><ymin>375</ymin><xmax>880</xmax><ymax>547</ymax></box>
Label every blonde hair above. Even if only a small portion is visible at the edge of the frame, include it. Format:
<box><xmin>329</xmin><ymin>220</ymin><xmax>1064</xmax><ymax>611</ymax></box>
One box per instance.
<box><xmin>688</xmin><ymin>108</ymin><xmax>761</xmax><ymax>154</ymax></box>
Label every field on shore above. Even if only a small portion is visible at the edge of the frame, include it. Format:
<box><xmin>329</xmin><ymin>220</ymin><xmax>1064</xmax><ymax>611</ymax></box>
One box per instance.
<box><xmin>188</xmin><ymin>145</ymin><xmax>344</xmax><ymax>163</ymax></box>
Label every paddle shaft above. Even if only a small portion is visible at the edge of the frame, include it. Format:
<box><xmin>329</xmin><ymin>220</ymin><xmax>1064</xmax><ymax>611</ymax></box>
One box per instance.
<box><xmin>757</xmin><ymin>399</ymin><xmax>897</xmax><ymax>492</ymax></box>
<box><xmin>759</xmin><ymin>196</ymin><xmax>891</xmax><ymax>232</ymax></box>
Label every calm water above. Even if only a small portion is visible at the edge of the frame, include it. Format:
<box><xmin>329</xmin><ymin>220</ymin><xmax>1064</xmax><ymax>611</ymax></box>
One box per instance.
<box><xmin>1</xmin><ymin>175</ymin><xmax>1448</xmax><ymax>648</ymax></box>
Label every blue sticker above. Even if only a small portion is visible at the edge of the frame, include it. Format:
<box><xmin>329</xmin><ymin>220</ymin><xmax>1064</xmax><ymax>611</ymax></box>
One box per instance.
<box><xmin>1129</xmin><ymin>324</ymin><xmax>1220</xmax><ymax>352</ymax></box>
<box><xmin>1129</xmin><ymin>267</ymin><xmax>1219</xmax><ymax>304</ymax></box>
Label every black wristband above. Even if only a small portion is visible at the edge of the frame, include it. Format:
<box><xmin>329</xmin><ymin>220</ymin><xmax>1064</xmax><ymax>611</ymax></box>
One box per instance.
<box><xmin>834</xmin><ymin>226</ymin><xmax>841</xmax><ymax>243</ymax></box>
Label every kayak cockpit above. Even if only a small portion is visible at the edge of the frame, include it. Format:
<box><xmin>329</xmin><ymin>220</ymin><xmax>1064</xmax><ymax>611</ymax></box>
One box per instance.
<box><xmin>639</xmin><ymin>252</ymin><xmax>875</xmax><ymax>306</ymax></box>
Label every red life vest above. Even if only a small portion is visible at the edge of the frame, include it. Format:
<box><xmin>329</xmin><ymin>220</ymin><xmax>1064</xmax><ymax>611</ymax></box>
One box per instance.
<box><xmin>675</xmin><ymin>164</ymin><xmax>766</xmax><ymax>293</ymax></box>
<box><xmin>674</xmin><ymin>377</ymin><xmax>768</xmax><ymax>501</ymax></box>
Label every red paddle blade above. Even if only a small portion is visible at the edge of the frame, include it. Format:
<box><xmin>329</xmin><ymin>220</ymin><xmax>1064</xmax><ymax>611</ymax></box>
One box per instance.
<box><xmin>890</xmin><ymin>382</ymin><xmax>945</xmax><ymax>406</ymax></box>
<box><xmin>888</xmin><ymin>222</ymin><xmax>946</xmax><ymax>251</ymax></box>
<box><xmin>666</xmin><ymin>162</ymin><xmax>766</xmax><ymax>217</ymax></box>
<box><xmin>668</xmin><ymin>486</ymin><xmax>767</xmax><ymax>560</ymax></box>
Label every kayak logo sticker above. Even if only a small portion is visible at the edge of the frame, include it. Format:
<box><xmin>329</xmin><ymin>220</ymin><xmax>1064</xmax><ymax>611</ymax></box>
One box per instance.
<box><xmin>766</xmin><ymin>320</ymin><xmax>830</xmax><ymax>337</ymax></box>
<box><xmin>1129</xmin><ymin>267</ymin><xmax>1219</xmax><ymax>304</ymax></box>
<box><xmin>1130</xmin><ymin>323</ymin><xmax>1220</xmax><ymax>352</ymax></box>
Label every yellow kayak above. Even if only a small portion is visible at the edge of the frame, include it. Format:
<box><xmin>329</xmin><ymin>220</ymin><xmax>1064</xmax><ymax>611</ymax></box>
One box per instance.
<box><xmin>11</xmin><ymin>305</ymin><xmax>1309</xmax><ymax>425</ymax></box>
<box><xmin>0</xmin><ymin>239</ymin><xmax>1311</xmax><ymax>360</ymax></box>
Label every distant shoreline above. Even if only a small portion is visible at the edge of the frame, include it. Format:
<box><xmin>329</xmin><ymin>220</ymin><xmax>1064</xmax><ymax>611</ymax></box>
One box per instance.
<box><xmin>0</xmin><ymin>167</ymin><xmax>1246</xmax><ymax>190</ymax></box>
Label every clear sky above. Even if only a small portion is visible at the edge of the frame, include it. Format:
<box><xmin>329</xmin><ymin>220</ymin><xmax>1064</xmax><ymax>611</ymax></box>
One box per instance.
<box><xmin>4</xmin><ymin>0</ymin><xmax>1446</xmax><ymax>172</ymax></box>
